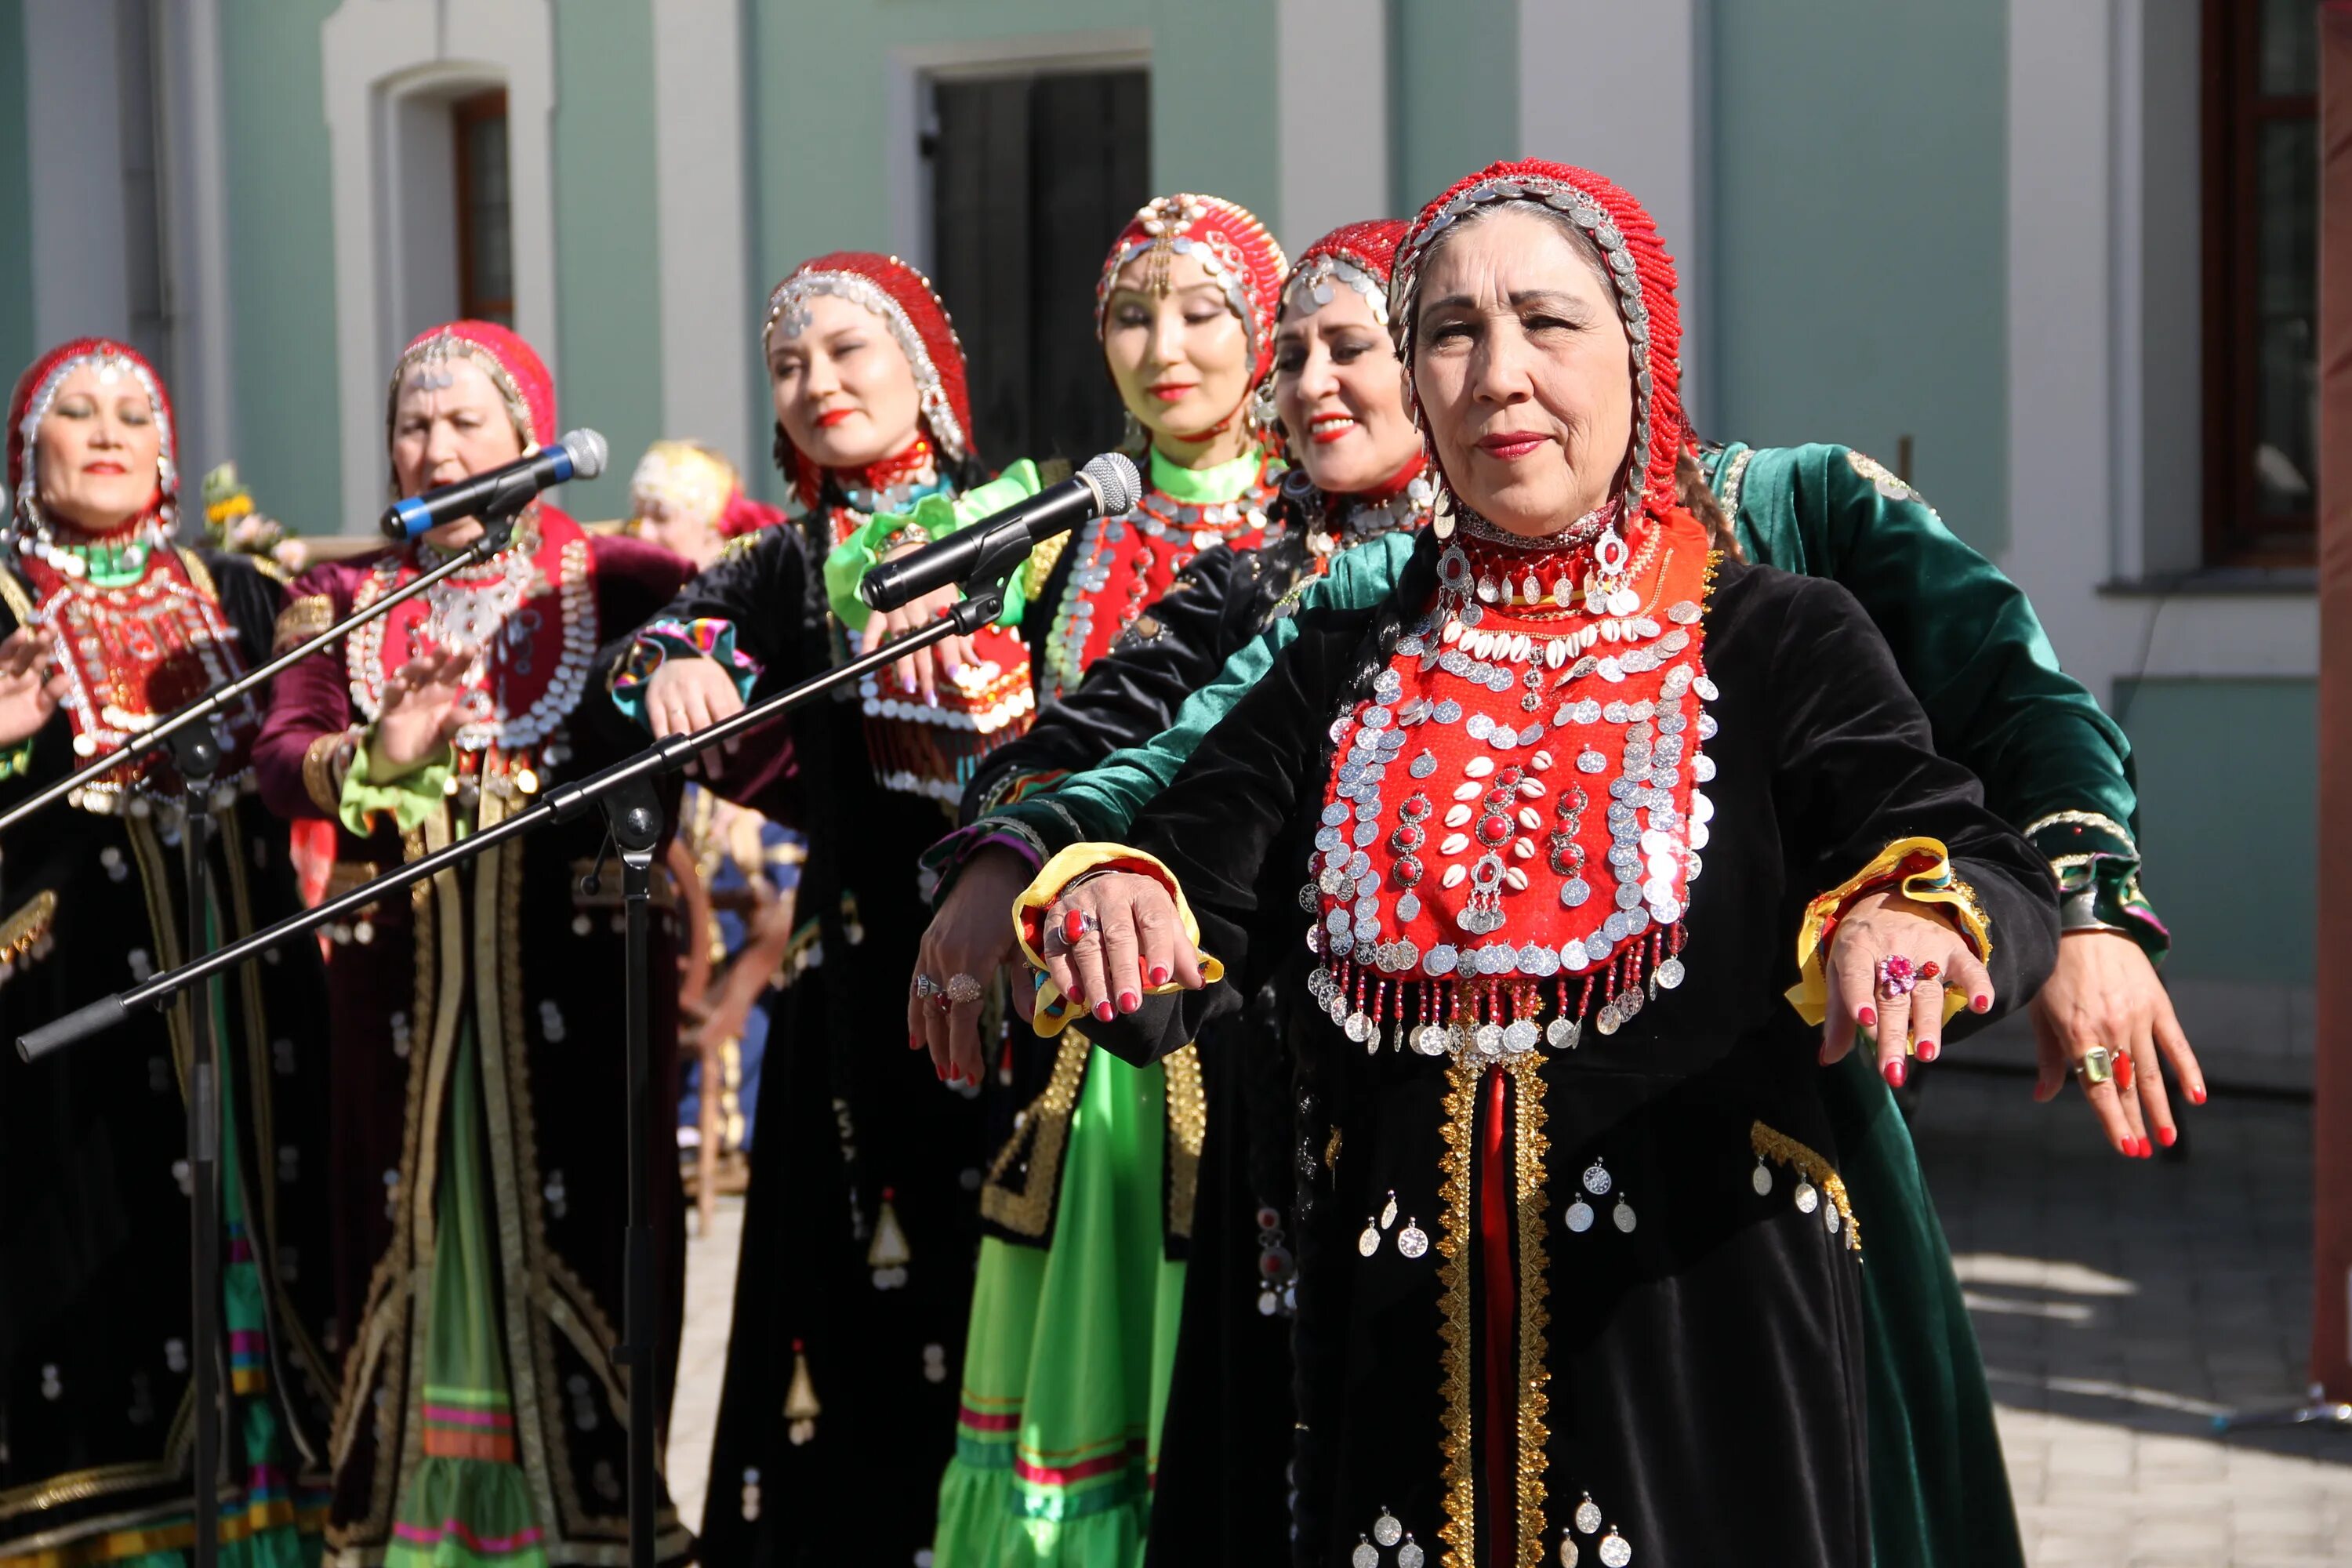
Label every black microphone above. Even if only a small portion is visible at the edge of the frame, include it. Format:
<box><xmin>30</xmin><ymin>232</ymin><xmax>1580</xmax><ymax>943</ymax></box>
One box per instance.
<box><xmin>380</xmin><ymin>428</ymin><xmax>608</xmax><ymax>541</ymax></box>
<box><xmin>858</xmin><ymin>452</ymin><xmax>1142</xmax><ymax>614</ymax></box>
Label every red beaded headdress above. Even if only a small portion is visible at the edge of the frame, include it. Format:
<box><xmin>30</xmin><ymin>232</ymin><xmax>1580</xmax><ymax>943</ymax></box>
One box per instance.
<box><xmin>1389</xmin><ymin>159</ymin><xmax>1686</xmax><ymax>519</ymax></box>
<box><xmin>1281</xmin><ymin>217</ymin><xmax>1408</xmax><ymax>330</ymax></box>
<box><xmin>1095</xmin><ymin>194</ymin><xmax>1290</xmax><ymax>383</ymax></box>
<box><xmin>763</xmin><ymin>252</ymin><xmax>976</xmax><ymax>466</ymax></box>
<box><xmin>9</xmin><ymin>337</ymin><xmax>177</xmax><ymax>538</ymax></box>
<box><xmin>384</xmin><ymin>319</ymin><xmax>557</xmax><ymax>495</ymax></box>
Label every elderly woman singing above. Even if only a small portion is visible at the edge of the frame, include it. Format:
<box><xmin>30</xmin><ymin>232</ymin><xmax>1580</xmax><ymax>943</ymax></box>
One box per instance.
<box><xmin>1019</xmin><ymin>163</ymin><xmax>2057</xmax><ymax>1565</ymax></box>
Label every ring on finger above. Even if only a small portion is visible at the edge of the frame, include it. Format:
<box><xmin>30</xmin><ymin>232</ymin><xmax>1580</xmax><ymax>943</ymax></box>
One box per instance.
<box><xmin>1876</xmin><ymin>955</ymin><xmax>1918</xmax><ymax>998</ymax></box>
<box><xmin>1062</xmin><ymin>908</ymin><xmax>1101</xmax><ymax>945</ymax></box>
<box><xmin>913</xmin><ymin>974</ymin><xmax>942</xmax><ymax>1000</ymax></box>
<box><xmin>2074</xmin><ymin>1044</ymin><xmax>2114</xmax><ymax>1087</ymax></box>
<box><xmin>946</xmin><ymin>972</ymin><xmax>984</xmax><ymax>1006</ymax></box>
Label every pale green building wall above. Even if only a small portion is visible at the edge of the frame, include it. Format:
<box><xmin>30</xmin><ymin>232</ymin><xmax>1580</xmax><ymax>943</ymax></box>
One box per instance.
<box><xmin>2117</xmin><ymin>678</ymin><xmax>2318</xmax><ymax>985</ymax></box>
<box><xmin>1710</xmin><ymin>0</ymin><xmax>2009</xmax><ymax>557</ymax></box>
<box><xmin>218</xmin><ymin>0</ymin><xmax>343</xmax><ymax>533</ymax></box>
<box><xmin>552</xmin><ymin>0</ymin><xmax>665</xmax><ymax>522</ymax></box>
<box><xmin>1389</xmin><ymin>0</ymin><xmax>1518</xmax><ymax>216</ymax></box>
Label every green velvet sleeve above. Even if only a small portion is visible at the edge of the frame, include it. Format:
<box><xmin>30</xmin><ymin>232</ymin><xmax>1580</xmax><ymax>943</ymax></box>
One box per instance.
<box><xmin>1721</xmin><ymin>442</ymin><xmax>2167</xmax><ymax>958</ymax></box>
<box><xmin>996</xmin><ymin>531</ymin><xmax>1417</xmax><ymax>854</ymax></box>
<box><xmin>821</xmin><ymin>459</ymin><xmax>1045</xmax><ymax>633</ymax></box>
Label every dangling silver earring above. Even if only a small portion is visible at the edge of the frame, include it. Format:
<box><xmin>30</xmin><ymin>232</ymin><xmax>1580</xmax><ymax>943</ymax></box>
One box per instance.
<box><xmin>1121</xmin><ymin>410</ymin><xmax>1147</xmax><ymax>452</ymax></box>
<box><xmin>1247</xmin><ymin>379</ymin><xmax>1282</xmax><ymax>442</ymax></box>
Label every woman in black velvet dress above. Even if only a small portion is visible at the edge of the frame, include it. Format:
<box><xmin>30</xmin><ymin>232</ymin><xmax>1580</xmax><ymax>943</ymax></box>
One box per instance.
<box><xmin>1015</xmin><ymin>162</ymin><xmax>2058</xmax><ymax>1566</ymax></box>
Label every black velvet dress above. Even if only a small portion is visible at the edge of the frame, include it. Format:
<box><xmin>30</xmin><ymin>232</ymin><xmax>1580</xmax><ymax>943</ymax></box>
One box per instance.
<box><xmin>662</xmin><ymin>508</ymin><xmax>1036</xmax><ymax>1566</ymax></box>
<box><xmin>0</xmin><ymin>547</ymin><xmax>339</xmax><ymax>1556</ymax></box>
<box><xmin>1078</xmin><ymin>538</ymin><xmax>2058</xmax><ymax>1568</ymax></box>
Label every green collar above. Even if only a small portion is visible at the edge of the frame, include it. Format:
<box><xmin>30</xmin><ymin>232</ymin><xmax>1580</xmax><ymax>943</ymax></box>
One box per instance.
<box><xmin>1147</xmin><ymin>445</ymin><xmax>1266</xmax><ymax>505</ymax></box>
<box><xmin>64</xmin><ymin>535</ymin><xmax>154</xmax><ymax>588</ymax></box>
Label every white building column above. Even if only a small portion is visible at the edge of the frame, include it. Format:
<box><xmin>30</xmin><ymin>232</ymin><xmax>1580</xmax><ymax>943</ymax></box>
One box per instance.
<box><xmin>321</xmin><ymin>0</ymin><xmax>557</xmax><ymax>532</ymax></box>
<box><xmin>1515</xmin><ymin>0</ymin><xmax>1708</xmax><ymax>425</ymax></box>
<box><xmin>156</xmin><ymin>0</ymin><xmax>238</xmax><ymax>482</ymax></box>
<box><xmin>1275</xmin><ymin>0</ymin><xmax>1389</xmax><ymax>256</ymax></box>
<box><xmin>650</xmin><ymin>0</ymin><xmax>755</xmax><ymax>471</ymax></box>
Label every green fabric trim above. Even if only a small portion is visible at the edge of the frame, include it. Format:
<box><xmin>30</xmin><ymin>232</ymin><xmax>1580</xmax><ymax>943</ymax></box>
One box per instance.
<box><xmin>339</xmin><ymin>740</ymin><xmax>452</xmax><ymax>837</ymax></box>
<box><xmin>1145</xmin><ymin>445</ymin><xmax>1264</xmax><ymax>505</ymax></box>
<box><xmin>825</xmin><ymin>459</ymin><xmax>1044</xmax><ymax>633</ymax></box>
<box><xmin>1724</xmin><ymin>441</ymin><xmax>2165</xmax><ymax>959</ymax></box>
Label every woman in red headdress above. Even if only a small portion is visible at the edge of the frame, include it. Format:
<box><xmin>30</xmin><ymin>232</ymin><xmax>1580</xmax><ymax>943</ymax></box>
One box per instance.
<box><xmin>0</xmin><ymin>339</ymin><xmax>339</xmax><ymax>1563</ymax></box>
<box><xmin>609</xmin><ymin>252</ymin><xmax>1009</xmax><ymax>1566</ymax></box>
<box><xmin>251</xmin><ymin>321</ymin><xmax>694</xmax><ymax>1566</ymax></box>
<box><xmin>1022</xmin><ymin>164</ymin><xmax>2058</xmax><ymax>1565</ymax></box>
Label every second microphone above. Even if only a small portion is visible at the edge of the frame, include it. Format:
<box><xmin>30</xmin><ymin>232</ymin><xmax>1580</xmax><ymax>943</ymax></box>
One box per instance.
<box><xmin>857</xmin><ymin>452</ymin><xmax>1142</xmax><ymax>614</ymax></box>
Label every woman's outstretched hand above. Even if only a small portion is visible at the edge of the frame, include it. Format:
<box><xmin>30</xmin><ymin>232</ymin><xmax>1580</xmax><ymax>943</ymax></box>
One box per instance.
<box><xmin>2029</xmin><ymin>931</ymin><xmax>2205</xmax><ymax>1159</ymax></box>
<box><xmin>859</xmin><ymin>542</ymin><xmax>976</xmax><ymax>706</ymax></box>
<box><xmin>1820</xmin><ymin>890</ymin><xmax>1994</xmax><ymax>1087</ymax></box>
<box><xmin>908</xmin><ymin>848</ymin><xmax>1032</xmax><ymax>1087</ymax></box>
<box><xmin>642</xmin><ymin>654</ymin><xmax>744</xmax><ymax>778</ymax></box>
<box><xmin>0</xmin><ymin>626</ymin><xmax>66</xmax><ymax>749</ymax></box>
<box><xmin>1039</xmin><ymin>870</ymin><xmax>1207</xmax><ymax>1027</ymax></box>
<box><xmin>369</xmin><ymin>645</ymin><xmax>475</xmax><ymax>779</ymax></box>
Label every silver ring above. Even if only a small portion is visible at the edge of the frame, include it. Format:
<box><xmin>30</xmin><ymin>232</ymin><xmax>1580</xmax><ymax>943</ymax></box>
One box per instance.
<box><xmin>913</xmin><ymin>974</ymin><xmax>942</xmax><ymax>1000</ymax></box>
<box><xmin>946</xmin><ymin>973</ymin><xmax>984</xmax><ymax>1006</ymax></box>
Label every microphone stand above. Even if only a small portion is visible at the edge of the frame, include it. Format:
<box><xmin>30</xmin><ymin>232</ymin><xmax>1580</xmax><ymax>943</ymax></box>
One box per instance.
<box><xmin>20</xmin><ymin>524</ymin><xmax>1033</xmax><ymax>1568</ymax></box>
<box><xmin>0</xmin><ymin>506</ymin><xmax>524</xmax><ymax>1568</ymax></box>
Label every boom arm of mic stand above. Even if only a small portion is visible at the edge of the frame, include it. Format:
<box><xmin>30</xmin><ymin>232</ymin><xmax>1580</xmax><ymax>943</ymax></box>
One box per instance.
<box><xmin>0</xmin><ymin>514</ymin><xmax>524</xmax><ymax>838</ymax></box>
<box><xmin>16</xmin><ymin>608</ymin><xmax>977</xmax><ymax>1062</ymax></box>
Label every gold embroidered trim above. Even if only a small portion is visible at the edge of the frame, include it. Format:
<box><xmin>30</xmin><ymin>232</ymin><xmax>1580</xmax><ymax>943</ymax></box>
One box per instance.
<box><xmin>0</xmin><ymin>566</ymin><xmax>36</xmax><ymax>626</ymax></box>
<box><xmin>1435</xmin><ymin>1061</ymin><xmax>1479</xmax><ymax>1564</ymax></box>
<box><xmin>1162</xmin><ymin>1043</ymin><xmax>1205</xmax><ymax>1240</ymax></box>
<box><xmin>1324</xmin><ymin>1124</ymin><xmax>1342</xmax><ymax>1172</ymax></box>
<box><xmin>174</xmin><ymin>547</ymin><xmax>220</xmax><ymax>604</ymax></box>
<box><xmin>301</xmin><ymin>729</ymin><xmax>355</xmax><ymax>818</ymax></box>
<box><xmin>1508</xmin><ymin>1054</ymin><xmax>1552</xmax><ymax>1565</ymax></box>
<box><xmin>979</xmin><ymin>1027</ymin><xmax>1094</xmax><ymax>1237</ymax></box>
<box><xmin>1719</xmin><ymin>446</ymin><xmax>1758</xmax><ymax>517</ymax></box>
<box><xmin>274</xmin><ymin>593</ymin><xmax>334</xmax><ymax>654</ymax></box>
<box><xmin>1751</xmin><ymin>1121</ymin><xmax>1860</xmax><ymax>1254</ymax></box>
<box><xmin>1022</xmin><ymin>530</ymin><xmax>1071</xmax><ymax>602</ymax></box>
<box><xmin>0</xmin><ymin>888</ymin><xmax>57</xmax><ymax>965</ymax></box>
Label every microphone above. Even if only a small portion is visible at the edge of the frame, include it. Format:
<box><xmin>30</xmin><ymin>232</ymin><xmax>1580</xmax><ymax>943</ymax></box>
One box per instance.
<box><xmin>858</xmin><ymin>452</ymin><xmax>1142</xmax><ymax>614</ymax></box>
<box><xmin>380</xmin><ymin>428</ymin><xmax>608</xmax><ymax>541</ymax></box>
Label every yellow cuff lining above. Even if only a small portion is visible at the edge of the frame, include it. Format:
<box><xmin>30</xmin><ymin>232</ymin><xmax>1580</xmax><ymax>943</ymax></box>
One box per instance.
<box><xmin>1012</xmin><ymin>840</ymin><xmax>1224</xmax><ymax>1037</ymax></box>
<box><xmin>1785</xmin><ymin>836</ymin><xmax>1991</xmax><ymax>1028</ymax></box>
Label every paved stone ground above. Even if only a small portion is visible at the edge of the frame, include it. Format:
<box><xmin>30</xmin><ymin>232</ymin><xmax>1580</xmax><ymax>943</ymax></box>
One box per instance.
<box><xmin>1915</xmin><ymin>1065</ymin><xmax>2352</xmax><ymax>1566</ymax></box>
<box><xmin>670</xmin><ymin>1196</ymin><xmax>742</xmax><ymax>1537</ymax></box>
<box><xmin>663</xmin><ymin>1070</ymin><xmax>2351</xmax><ymax>1563</ymax></box>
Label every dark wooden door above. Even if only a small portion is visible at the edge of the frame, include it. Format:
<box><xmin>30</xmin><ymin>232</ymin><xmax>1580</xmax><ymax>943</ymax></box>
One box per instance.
<box><xmin>928</xmin><ymin>69</ymin><xmax>1149</xmax><ymax>468</ymax></box>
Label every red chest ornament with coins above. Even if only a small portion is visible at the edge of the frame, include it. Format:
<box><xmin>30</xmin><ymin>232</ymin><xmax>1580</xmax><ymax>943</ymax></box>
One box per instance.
<box><xmin>1302</xmin><ymin>507</ymin><xmax>1719</xmax><ymax>1056</ymax></box>
<box><xmin>21</xmin><ymin>545</ymin><xmax>258</xmax><ymax>807</ymax></box>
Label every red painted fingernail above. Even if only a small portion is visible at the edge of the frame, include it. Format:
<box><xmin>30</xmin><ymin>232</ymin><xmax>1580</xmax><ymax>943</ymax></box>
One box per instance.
<box><xmin>935</xmin><ymin>1062</ymin><xmax>945</xmax><ymax>1080</ymax></box>
<box><xmin>2158</xmin><ymin>1126</ymin><xmax>2176</xmax><ymax>1148</ymax></box>
<box><xmin>1884</xmin><ymin>1058</ymin><xmax>1907</xmax><ymax>1089</ymax></box>
<box><xmin>1857</xmin><ymin>1007</ymin><xmax>1877</xmax><ymax>1029</ymax></box>
<box><xmin>1972</xmin><ymin>994</ymin><xmax>1991</xmax><ymax>1013</ymax></box>
<box><xmin>1148</xmin><ymin>965</ymin><xmax>1171</xmax><ymax>987</ymax></box>
<box><xmin>1118</xmin><ymin>991</ymin><xmax>1140</xmax><ymax>1014</ymax></box>
<box><xmin>1094</xmin><ymin>1001</ymin><xmax>1115</xmax><ymax>1022</ymax></box>
<box><xmin>2140</xmin><ymin>1139</ymin><xmax>2154</xmax><ymax>1160</ymax></box>
<box><xmin>1066</xmin><ymin>985</ymin><xmax>1083</xmax><ymax>1006</ymax></box>
<box><xmin>1918</xmin><ymin>1039</ymin><xmax>1939</xmax><ymax>1063</ymax></box>
<box><xmin>909</xmin><ymin>1034</ymin><xmax>922</xmax><ymax>1051</ymax></box>
<box><xmin>2190</xmin><ymin>1083</ymin><xmax>2207</xmax><ymax>1105</ymax></box>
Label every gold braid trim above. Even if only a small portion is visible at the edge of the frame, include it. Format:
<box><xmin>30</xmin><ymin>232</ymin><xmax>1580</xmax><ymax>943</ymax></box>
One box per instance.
<box><xmin>1435</xmin><ymin>1060</ymin><xmax>1479</xmax><ymax>1565</ymax></box>
<box><xmin>0</xmin><ymin>888</ymin><xmax>57</xmax><ymax>970</ymax></box>
<box><xmin>1751</xmin><ymin>1121</ymin><xmax>1860</xmax><ymax>1254</ymax></box>
<box><xmin>1508</xmin><ymin>1054</ymin><xmax>1552</xmax><ymax>1565</ymax></box>
<box><xmin>300</xmin><ymin>728</ymin><xmax>358</xmax><ymax>818</ymax></box>
<box><xmin>274</xmin><ymin>593</ymin><xmax>335</xmax><ymax>654</ymax></box>
<box><xmin>978</xmin><ymin>1026</ymin><xmax>1094</xmax><ymax>1237</ymax></box>
<box><xmin>1163</xmin><ymin>1043</ymin><xmax>1205</xmax><ymax>1240</ymax></box>
<box><xmin>1323</xmin><ymin>1124</ymin><xmax>1342</xmax><ymax>1172</ymax></box>
<box><xmin>1022</xmin><ymin>530</ymin><xmax>1071</xmax><ymax>602</ymax></box>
